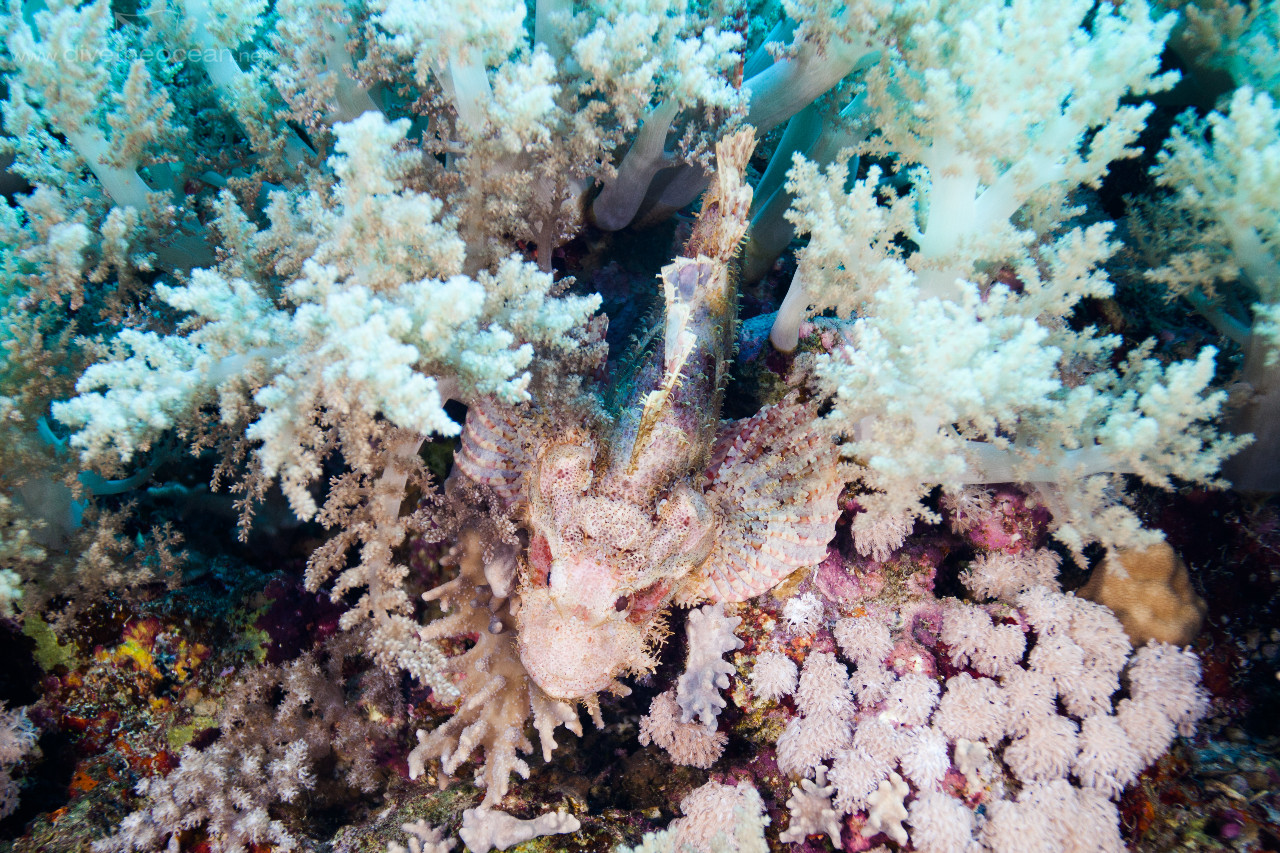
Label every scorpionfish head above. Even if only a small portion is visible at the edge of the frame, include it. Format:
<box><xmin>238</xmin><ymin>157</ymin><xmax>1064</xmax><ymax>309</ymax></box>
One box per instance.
<box><xmin>516</xmin><ymin>440</ymin><xmax>716</xmax><ymax>700</ymax></box>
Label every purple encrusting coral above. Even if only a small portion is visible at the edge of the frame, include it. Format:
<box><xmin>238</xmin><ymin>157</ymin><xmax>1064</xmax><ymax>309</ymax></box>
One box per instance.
<box><xmin>1</xmin><ymin>0</ymin><xmax>1280</xmax><ymax>851</ymax></box>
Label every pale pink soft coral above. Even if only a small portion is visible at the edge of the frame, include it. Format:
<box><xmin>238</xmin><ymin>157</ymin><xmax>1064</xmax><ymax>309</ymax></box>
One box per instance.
<box><xmin>749</xmin><ymin>650</ymin><xmax>797</xmax><ymax>702</ymax></box>
<box><xmin>1127</xmin><ymin>642</ymin><xmax>1209</xmax><ymax>735</ymax></box>
<box><xmin>1067</xmin><ymin>597</ymin><xmax>1132</xmax><ymax>676</ymax></box>
<box><xmin>1027</xmin><ymin>632</ymin><xmax>1104</xmax><ymax>719</ymax></box>
<box><xmin>752</xmin><ymin>567</ymin><xmax>1202</xmax><ymax>852</ymax></box>
<box><xmin>834</xmin><ymin>614</ymin><xmax>893</xmax><ymax>667</ymax></box>
<box><xmin>795</xmin><ymin>651</ymin><xmax>855</xmax><ymax>717</ymax></box>
<box><xmin>777</xmin><ymin>652</ymin><xmax>856</xmax><ymax>776</ymax></box>
<box><xmin>940</xmin><ymin>604</ymin><xmax>1026</xmax><ymax>676</ymax></box>
<box><xmin>907</xmin><ymin>790</ymin><xmax>975</xmax><ymax>853</ymax></box>
<box><xmin>851</xmin><ymin>714</ymin><xmax>907</xmax><ymax>770</ymax></box>
<box><xmin>881</xmin><ymin>672</ymin><xmax>940</xmax><ymax>727</ymax></box>
<box><xmin>1000</xmin><ymin>669</ymin><xmax>1058</xmax><ymax>736</ymax></box>
<box><xmin>830</xmin><ymin>746</ymin><xmax>890</xmax><ymax>813</ymax></box>
<box><xmin>899</xmin><ymin>726</ymin><xmax>950</xmax><ymax>789</ymax></box>
<box><xmin>933</xmin><ymin>673</ymin><xmax>1008</xmax><ymax>743</ymax></box>
<box><xmin>1116</xmin><ymin>696</ymin><xmax>1177</xmax><ymax>764</ymax></box>
<box><xmin>781</xmin><ymin>591</ymin><xmax>824</xmax><ymax>635</ymax></box>
<box><xmin>1016</xmin><ymin>587</ymin><xmax>1076</xmax><ymax>636</ymax></box>
<box><xmin>1028</xmin><ymin>632</ymin><xmax>1086</xmax><ymax>684</ymax></box>
<box><xmin>664</xmin><ymin>779</ymin><xmax>768</xmax><ymax>853</ymax></box>
<box><xmin>982</xmin><ymin>781</ymin><xmax>1124</xmax><ymax>853</ymax></box>
<box><xmin>638</xmin><ymin>690</ymin><xmax>726</xmax><ymax>769</ymax></box>
<box><xmin>752</xmin><ymin>567</ymin><xmax>1205</xmax><ymax>853</ymax></box>
<box><xmin>850</xmin><ymin>665</ymin><xmax>895</xmax><ymax>704</ymax></box>
<box><xmin>943</xmin><ymin>487</ymin><xmax>996</xmax><ymax>534</ymax></box>
<box><xmin>1003</xmin><ymin>713</ymin><xmax>1079</xmax><ymax>783</ymax></box>
<box><xmin>852</xmin><ymin>512</ymin><xmax>913</xmax><ymax>561</ymax></box>
<box><xmin>981</xmin><ymin>794</ymin><xmax>1061</xmax><ymax>853</ymax></box>
<box><xmin>776</xmin><ymin>714</ymin><xmax>853</xmax><ymax>778</ymax></box>
<box><xmin>960</xmin><ymin>549</ymin><xmax>1061</xmax><ymax>602</ymax></box>
<box><xmin>1013</xmin><ymin>590</ymin><xmax>1131</xmax><ymax>718</ymax></box>
<box><xmin>1072</xmin><ymin>713</ymin><xmax>1143</xmax><ymax>798</ymax></box>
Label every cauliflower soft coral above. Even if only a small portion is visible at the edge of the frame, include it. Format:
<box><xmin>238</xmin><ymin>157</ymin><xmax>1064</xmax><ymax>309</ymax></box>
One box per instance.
<box><xmin>54</xmin><ymin>113</ymin><xmax>600</xmax><ymax>520</ymax></box>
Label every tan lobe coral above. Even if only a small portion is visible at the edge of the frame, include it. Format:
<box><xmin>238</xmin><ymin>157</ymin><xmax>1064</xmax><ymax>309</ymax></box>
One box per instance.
<box><xmin>1077</xmin><ymin>543</ymin><xmax>1206</xmax><ymax>647</ymax></box>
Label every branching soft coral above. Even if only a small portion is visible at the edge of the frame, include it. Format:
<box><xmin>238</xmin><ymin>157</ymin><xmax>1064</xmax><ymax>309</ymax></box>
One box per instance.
<box><xmin>1</xmin><ymin>0</ymin><xmax>211</xmax><ymax>267</ymax></box>
<box><xmin>407</xmin><ymin>516</ymin><xmax>592</xmax><ymax>807</ymax></box>
<box><xmin>774</xmin><ymin>0</ymin><xmax>1243</xmax><ymax>556</ymax></box>
<box><xmin>99</xmin><ymin>632</ymin><xmax>405</xmax><ymax>853</ymax></box>
<box><xmin>774</xmin><ymin>0</ymin><xmax>1178</xmax><ymax>344</ymax></box>
<box><xmin>1146</xmin><ymin>86</ymin><xmax>1280</xmax><ymax>488</ymax></box>
<box><xmin>369</xmin><ymin>0</ymin><xmax>748</xmax><ymax>267</ymax></box>
<box><xmin>54</xmin><ymin>112</ymin><xmax>600</xmax><ymax>520</ymax></box>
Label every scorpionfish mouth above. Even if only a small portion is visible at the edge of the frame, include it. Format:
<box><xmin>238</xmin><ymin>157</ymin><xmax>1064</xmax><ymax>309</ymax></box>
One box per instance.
<box><xmin>516</xmin><ymin>589</ymin><xmax>638</xmax><ymax>700</ymax></box>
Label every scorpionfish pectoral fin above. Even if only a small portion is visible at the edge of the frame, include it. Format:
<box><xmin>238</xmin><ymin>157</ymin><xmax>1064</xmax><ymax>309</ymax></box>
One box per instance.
<box><xmin>692</xmin><ymin>401</ymin><xmax>844</xmax><ymax>603</ymax></box>
<box><xmin>452</xmin><ymin>396</ymin><xmax>536</xmax><ymax>510</ymax></box>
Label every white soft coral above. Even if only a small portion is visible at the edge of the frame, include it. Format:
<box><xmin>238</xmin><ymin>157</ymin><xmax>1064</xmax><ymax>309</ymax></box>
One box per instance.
<box><xmin>56</xmin><ymin>113</ymin><xmax>600</xmax><ymax>520</ymax></box>
<box><xmin>781</xmin><ymin>0</ymin><xmax>1240</xmax><ymax>554</ymax></box>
